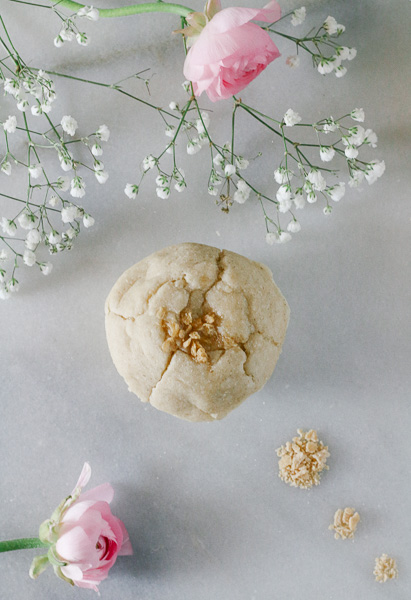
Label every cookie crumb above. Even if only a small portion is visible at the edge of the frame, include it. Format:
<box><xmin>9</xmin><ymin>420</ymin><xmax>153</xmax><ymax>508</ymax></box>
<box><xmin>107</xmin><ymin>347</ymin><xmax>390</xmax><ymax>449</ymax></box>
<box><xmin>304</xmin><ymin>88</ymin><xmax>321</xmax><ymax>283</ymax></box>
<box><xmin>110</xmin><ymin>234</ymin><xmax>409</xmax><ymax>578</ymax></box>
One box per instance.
<box><xmin>373</xmin><ymin>554</ymin><xmax>398</xmax><ymax>583</ymax></box>
<box><xmin>276</xmin><ymin>429</ymin><xmax>330</xmax><ymax>489</ymax></box>
<box><xmin>329</xmin><ymin>507</ymin><xmax>360</xmax><ymax>539</ymax></box>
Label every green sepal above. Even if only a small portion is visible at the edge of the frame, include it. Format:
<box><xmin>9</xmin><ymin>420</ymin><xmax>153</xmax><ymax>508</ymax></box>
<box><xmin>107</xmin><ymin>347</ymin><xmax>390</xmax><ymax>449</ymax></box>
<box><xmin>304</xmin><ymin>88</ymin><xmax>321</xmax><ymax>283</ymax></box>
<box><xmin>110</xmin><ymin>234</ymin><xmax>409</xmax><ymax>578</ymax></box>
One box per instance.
<box><xmin>29</xmin><ymin>554</ymin><xmax>49</xmax><ymax>579</ymax></box>
<box><xmin>47</xmin><ymin>545</ymin><xmax>66</xmax><ymax>567</ymax></box>
<box><xmin>53</xmin><ymin>565</ymin><xmax>74</xmax><ymax>586</ymax></box>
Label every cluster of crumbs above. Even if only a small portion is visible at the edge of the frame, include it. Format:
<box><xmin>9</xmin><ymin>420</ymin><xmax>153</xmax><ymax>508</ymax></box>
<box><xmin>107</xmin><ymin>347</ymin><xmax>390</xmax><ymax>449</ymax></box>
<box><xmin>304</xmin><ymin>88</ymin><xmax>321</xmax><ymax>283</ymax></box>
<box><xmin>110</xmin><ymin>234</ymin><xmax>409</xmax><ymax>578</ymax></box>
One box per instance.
<box><xmin>276</xmin><ymin>429</ymin><xmax>330</xmax><ymax>489</ymax></box>
<box><xmin>159</xmin><ymin>308</ymin><xmax>234</xmax><ymax>364</ymax></box>
<box><xmin>329</xmin><ymin>507</ymin><xmax>360</xmax><ymax>539</ymax></box>
<box><xmin>373</xmin><ymin>554</ymin><xmax>398</xmax><ymax>583</ymax></box>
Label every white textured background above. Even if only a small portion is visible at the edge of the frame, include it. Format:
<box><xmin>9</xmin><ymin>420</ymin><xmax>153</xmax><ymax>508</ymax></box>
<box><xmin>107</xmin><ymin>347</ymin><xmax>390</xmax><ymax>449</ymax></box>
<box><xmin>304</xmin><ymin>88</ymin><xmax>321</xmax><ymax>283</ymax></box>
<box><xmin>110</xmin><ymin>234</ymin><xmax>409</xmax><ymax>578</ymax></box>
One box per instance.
<box><xmin>1</xmin><ymin>0</ymin><xmax>410</xmax><ymax>598</ymax></box>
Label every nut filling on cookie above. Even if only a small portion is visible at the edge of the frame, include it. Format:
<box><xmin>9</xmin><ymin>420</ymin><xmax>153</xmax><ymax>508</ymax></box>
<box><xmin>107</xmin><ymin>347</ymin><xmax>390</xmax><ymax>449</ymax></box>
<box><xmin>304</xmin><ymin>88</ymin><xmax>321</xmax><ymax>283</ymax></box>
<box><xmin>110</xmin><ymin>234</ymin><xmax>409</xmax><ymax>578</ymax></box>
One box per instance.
<box><xmin>159</xmin><ymin>308</ymin><xmax>236</xmax><ymax>364</ymax></box>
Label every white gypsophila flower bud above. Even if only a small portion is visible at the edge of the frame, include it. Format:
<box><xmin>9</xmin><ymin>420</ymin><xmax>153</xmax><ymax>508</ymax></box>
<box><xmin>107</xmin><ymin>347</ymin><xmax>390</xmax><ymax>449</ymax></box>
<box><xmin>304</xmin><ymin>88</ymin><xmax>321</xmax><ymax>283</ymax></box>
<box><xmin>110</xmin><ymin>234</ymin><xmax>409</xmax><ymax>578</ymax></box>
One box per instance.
<box><xmin>337</xmin><ymin>46</ymin><xmax>350</xmax><ymax>60</ymax></box>
<box><xmin>28</xmin><ymin>164</ymin><xmax>42</xmax><ymax>179</ymax></box>
<box><xmin>56</xmin><ymin>176</ymin><xmax>70</xmax><ymax>191</ymax></box>
<box><xmin>23</xmin><ymin>249</ymin><xmax>36</xmax><ymax>267</ymax></box>
<box><xmin>182</xmin><ymin>80</ymin><xmax>191</xmax><ymax>93</ymax></box>
<box><xmin>25</xmin><ymin>229</ymin><xmax>42</xmax><ymax>249</ymax></box>
<box><xmin>1</xmin><ymin>217</ymin><xmax>17</xmax><ymax>236</ymax></box>
<box><xmin>223</xmin><ymin>142</ymin><xmax>231</xmax><ymax>153</ymax></box>
<box><xmin>233</xmin><ymin>191</ymin><xmax>247</xmax><ymax>204</ymax></box>
<box><xmin>169</xmin><ymin>101</ymin><xmax>178</xmax><ymax>110</ymax></box>
<box><xmin>336</xmin><ymin>23</ymin><xmax>345</xmax><ymax>34</ymax></box>
<box><xmin>165</xmin><ymin>125</ymin><xmax>176</xmax><ymax>138</ymax></box>
<box><xmin>293</xmin><ymin>190</ymin><xmax>306</xmax><ymax>209</ymax></box>
<box><xmin>0</xmin><ymin>249</ymin><xmax>8</xmax><ymax>260</ymax></box>
<box><xmin>40</xmin><ymin>262</ymin><xmax>53</xmax><ymax>275</ymax></box>
<box><xmin>213</xmin><ymin>154</ymin><xmax>224</xmax><ymax>167</ymax></box>
<box><xmin>156</xmin><ymin>174</ymin><xmax>168</xmax><ymax>187</ymax></box>
<box><xmin>60</xmin><ymin>26</ymin><xmax>75</xmax><ymax>42</ymax></box>
<box><xmin>323</xmin><ymin>16</ymin><xmax>338</xmax><ymax>35</ymax></box>
<box><xmin>95</xmin><ymin>170</ymin><xmax>109</xmax><ymax>184</ymax></box>
<box><xmin>278</xmin><ymin>198</ymin><xmax>292</xmax><ymax>213</ymax></box>
<box><xmin>276</xmin><ymin>185</ymin><xmax>292</xmax><ymax>202</ymax></box>
<box><xmin>291</xmin><ymin>6</ymin><xmax>306</xmax><ymax>26</ymax></box>
<box><xmin>283</xmin><ymin>108</ymin><xmax>302</xmax><ymax>127</ymax></box>
<box><xmin>96</xmin><ymin>124</ymin><xmax>110</xmax><ymax>142</ymax></box>
<box><xmin>142</xmin><ymin>155</ymin><xmax>156</xmax><ymax>171</ymax></box>
<box><xmin>331</xmin><ymin>55</ymin><xmax>342</xmax><ymax>69</ymax></box>
<box><xmin>364</xmin><ymin>129</ymin><xmax>378</xmax><ymax>148</ymax></box>
<box><xmin>335</xmin><ymin>65</ymin><xmax>347</xmax><ymax>78</ymax></box>
<box><xmin>91</xmin><ymin>143</ymin><xmax>103</xmax><ymax>156</ymax></box>
<box><xmin>156</xmin><ymin>186</ymin><xmax>170</xmax><ymax>199</ymax></box>
<box><xmin>235</xmin><ymin>156</ymin><xmax>249</xmax><ymax>170</ymax></box>
<box><xmin>347</xmin><ymin>48</ymin><xmax>357</xmax><ymax>60</ymax></box>
<box><xmin>61</xmin><ymin>204</ymin><xmax>81</xmax><ymax>223</ymax></box>
<box><xmin>0</xmin><ymin>285</ymin><xmax>10</xmax><ymax>300</ymax></box>
<box><xmin>208</xmin><ymin>186</ymin><xmax>218</xmax><ymax>196</ymax></box>
<box><xmin>346</xmin><ymin>127</ymin><xmax>366</xmax><ymax>145</ymax></box>
<box><xmin>307</xmin><ymin>170</ymin><xmax>326</xmax><ymax>191</ymax></box>
<box><xmin>16</xmin><ymin>96</ymin><xmax>28</xmax><ymax>111</ymax></box>
<box><xmin>174</xmin><ymin>181</ymin><xmax>187</xmax><ymax>193</ymax></box>
<box><xmin>322</xmin><ymin>119</ymin><xmax>338</xmax><ymax>133</ymax></box>
<box><xmin>198</xmin><ymin>133</ymin><xmax>207</xmax><ymax>145</ymax></box>
<box><xmin>365</xmin><ymin>160</ymin><xmax>385</xmax><ymax>185</ymax></box>
<box><xmin>345</xmin><ymin>145</ymin><xmax>358</xmax><ymax>159</ymax></box>
<box><xmin>65</xmin><ymin>226</ymin><xmax>77</xmax><ymax>240</ymax></box>
<box><xmin>61</xmin><ymin>115</ymin><xmax>78</xmax><ymax>136</ymax></box>
<box><xmin>237</xmin><ymin>179</ymin><xmax>250</xmax><ymax>195</ymax></box>
<box><xmin>3</xmin><ymin>116</ymin><xmax>17</xmax><ymax>134</ymax></box>
<box><xmin>0</xmin><ymin>271</ymin><xmax>5</xmax><ymax>283</ymax></box>
<box><xmin>327</xmin><ymin>183</ymin><xmax>346</xmax><ymax>201</ymax></box>
<box><xmin>286</xmin><ymin>55</ymin><xmax>300</xmax><ymax>68</ymax></box>
<box><xmin>278</xmin><ymin>231</ymin><xmax>292</xmax><ymax>243</ymax></box>
<box><xmin>18</xmin><ymin>211</ymin><xmax>37</xmax><ymax>230</ymax></box>
<box><xmin>7</xmin><ymin>279</ymin><xmax>19</xmax><ymax>293</ymax></box>
<box><xmin>323</xmin><ymin>206</ymin><xmax>332</xmax><ymax>215</ymax></box>
<box><xmin>317</xmin><ymin>59</ymin><xmax>335</xmax><ymax>75</ymax></box>
<box><xmin>348</xmin><ymin>169</ymin><xmax>365</xmax><ymax>188</ymax></box>
<box><xmin>70</xmin><ymin>177</ymin><xmax>86</xmax><ymax>198</ymax></box>
<box><xmin>47</xmin><ymin>230</ymin><xmax>61</xmax><ymax>244</ymax></box>
<box><xmin>40</xmin><ymin>102</ymin><xmax>52</xmax><ymax>115</ymax></box>
<box><xmin>319</xmin><ymin>146</ymin><xmax>335</xmax><ymax>162</ymax></box>
<box><xmin>4</xmin><ymin>78</ymin><xmax>20</xmax><ymax>97</ymax></box>
<box><xmin>59</xmin><ymin>157</ymin><xmax>73</xmax><ymax>172</ymax></box>
<box><xmin>1</xmin><ymin>161</ymin><xmax>12</xmax><ymax>176</ymax></box>
<box><xmin>306</xmin><ymin>191</ymin><xmax>317</xmax><ymax>203</ymax></box>
<box><xmin>265</xmin><ymin>232</ymin><xmax>278</xmax><ymax>245</ymax></box>
<box><xmin>351</xmin><ymin>108</ymin><xmax>365</xmax><ymax>122</ymax></box>
<box><xmin>124</xmin><ymin>183</ymin><xmax>138</xmax><ymax>199</ymax></box>
<box><xmin>224</xmin><ymin>164</ymin><xmax>236</xmax><ymax>177</ymax></box>
<box><xmin>287</xmin><ymin>220</ymin><xmax>301</xmax><ymax>233</ymax></box>
<box><xmin>54</xmin><ymin>35</ymin><xmax>64</xmax><ymax>48</ymax></box>
<box><xmin>79</xmin><ymin>6</ymin><xmax>99</xmax><ymax>20</ymax></box>
<box><xmin>187</xmin><ymin>139</ymin><xmax>201</xmax><ymax>155</ymax></box>
<box><xmin>83</xmin><ymin>214</ymin><xmax>95</xmax><ymax>228</ymax></box>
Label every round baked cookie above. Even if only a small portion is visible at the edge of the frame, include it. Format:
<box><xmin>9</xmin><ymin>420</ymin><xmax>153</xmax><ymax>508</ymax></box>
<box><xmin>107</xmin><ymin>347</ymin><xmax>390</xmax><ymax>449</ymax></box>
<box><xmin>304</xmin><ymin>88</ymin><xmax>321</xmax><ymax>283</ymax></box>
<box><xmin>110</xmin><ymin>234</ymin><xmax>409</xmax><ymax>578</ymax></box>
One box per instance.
<box><xmin>105</xmin><ymin>243</ymin><xmax>289</xmax><ymax>422</ymax></box>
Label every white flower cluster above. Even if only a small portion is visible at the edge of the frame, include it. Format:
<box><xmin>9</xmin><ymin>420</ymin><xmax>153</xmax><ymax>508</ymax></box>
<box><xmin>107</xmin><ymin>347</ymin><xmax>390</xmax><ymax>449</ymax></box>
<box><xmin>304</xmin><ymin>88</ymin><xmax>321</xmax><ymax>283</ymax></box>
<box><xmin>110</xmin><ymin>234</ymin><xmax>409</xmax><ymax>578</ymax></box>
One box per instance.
<box><xmin>262</xmin><ymin>108</ymin><xmax>385</xmax><ymax>243</ymax></box>
<box><xmin>54</xmin><ymin>6</ymin><xmax>99</xmax><ymax>48</ymax></box>
<box><xmin>3</xmin><ymin>69</ymin><xmax>56</xmax><ymax>116</ymax></box>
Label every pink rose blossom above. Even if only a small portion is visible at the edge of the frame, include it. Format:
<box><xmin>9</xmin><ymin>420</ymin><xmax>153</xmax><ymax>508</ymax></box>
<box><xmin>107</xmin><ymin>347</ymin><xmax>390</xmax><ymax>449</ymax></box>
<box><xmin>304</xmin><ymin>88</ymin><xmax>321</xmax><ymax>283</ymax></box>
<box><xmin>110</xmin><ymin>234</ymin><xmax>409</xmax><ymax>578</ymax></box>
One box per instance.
<box><xmin>183</xmin><ymin>0</ymin><xmax>281</xmax><ymax>102</ymax></box>
<box><xmin>35</xmin><ymin>463</ymin><xmax>132</xmax><ymax>592</ymax></box>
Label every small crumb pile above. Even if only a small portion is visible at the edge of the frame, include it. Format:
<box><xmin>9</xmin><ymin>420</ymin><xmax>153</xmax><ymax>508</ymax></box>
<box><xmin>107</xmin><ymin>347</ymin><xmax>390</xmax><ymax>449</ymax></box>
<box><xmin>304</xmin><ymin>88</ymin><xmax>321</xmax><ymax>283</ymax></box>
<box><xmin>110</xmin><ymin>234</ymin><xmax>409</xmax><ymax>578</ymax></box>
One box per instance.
<box><xmin>373</xmin><ymin>554</ymin><xmax>398</xmax><ymax>583</ymax></box>
<box><xmin>329</xmin><ymin>507</ymin><xmax>360</xmax><ymax>539</ymax></box>
<box><xmin>276</xmin><ymin>429</ymin><xmax>330</xmax><ymax>489</ymax></box>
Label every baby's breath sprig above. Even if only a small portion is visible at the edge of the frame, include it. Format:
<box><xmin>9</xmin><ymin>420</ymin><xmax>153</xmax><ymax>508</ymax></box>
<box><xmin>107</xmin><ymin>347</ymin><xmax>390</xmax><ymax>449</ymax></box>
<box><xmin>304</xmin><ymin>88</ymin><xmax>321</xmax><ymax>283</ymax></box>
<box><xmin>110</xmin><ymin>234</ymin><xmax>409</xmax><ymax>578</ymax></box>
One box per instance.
<box><xmin>266</xmin><ymin>8</ymin><xmax>356</xmax><ymax>78</ymax></box>
<box><xmin>0</xmin><ymin>17</ymin><xmax>112</xmax><ymax>299</ymax></box>
<box><xmin>125</xmin><ymin>82</ymin><xmax>384</xmax><ymax>245</ymax></box>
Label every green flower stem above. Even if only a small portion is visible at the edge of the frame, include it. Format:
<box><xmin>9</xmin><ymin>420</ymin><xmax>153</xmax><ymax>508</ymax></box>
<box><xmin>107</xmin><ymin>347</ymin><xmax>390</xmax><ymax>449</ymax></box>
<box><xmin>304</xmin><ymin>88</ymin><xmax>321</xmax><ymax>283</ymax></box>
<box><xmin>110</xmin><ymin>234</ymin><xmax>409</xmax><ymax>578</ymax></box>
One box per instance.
<box><xmin>46</xmin><ymin>0</ymin><xmax>193</xmax><ymax>18</ymax></box>
<box><xmin>0</xmin><ymin>538</ymin><xmax>48</xmax><ymax>552</ymax></box>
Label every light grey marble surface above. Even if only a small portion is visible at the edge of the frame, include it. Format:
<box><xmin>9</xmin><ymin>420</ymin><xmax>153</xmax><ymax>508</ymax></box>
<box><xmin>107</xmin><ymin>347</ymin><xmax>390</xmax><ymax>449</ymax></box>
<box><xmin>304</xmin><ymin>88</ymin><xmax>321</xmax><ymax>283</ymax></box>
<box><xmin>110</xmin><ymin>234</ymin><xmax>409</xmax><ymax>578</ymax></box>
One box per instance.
<box><xmin>1</xmin><ymin>0</ymin><xmax>410</xmax><ymax>598</ymax></box>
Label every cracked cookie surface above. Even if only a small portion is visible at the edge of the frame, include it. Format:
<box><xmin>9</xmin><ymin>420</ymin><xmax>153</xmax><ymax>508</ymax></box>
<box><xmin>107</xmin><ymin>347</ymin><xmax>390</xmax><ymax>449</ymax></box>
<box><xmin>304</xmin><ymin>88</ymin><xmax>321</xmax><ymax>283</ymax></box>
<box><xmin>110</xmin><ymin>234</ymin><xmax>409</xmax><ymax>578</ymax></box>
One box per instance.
<box><xmin>105</xmin><ymin>242</ymin><xmax>290</xmax><ymax>422</ymax></box>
